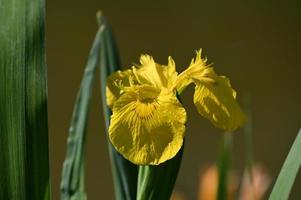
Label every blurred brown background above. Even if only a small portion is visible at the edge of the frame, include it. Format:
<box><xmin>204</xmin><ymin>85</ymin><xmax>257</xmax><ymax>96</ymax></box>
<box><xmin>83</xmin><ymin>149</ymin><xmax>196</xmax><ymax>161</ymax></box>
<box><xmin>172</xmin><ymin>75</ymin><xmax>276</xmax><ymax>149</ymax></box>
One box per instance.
<box><xmin>46</xmin><ymin>0</ymin><xmax>301</xmax><ymax>199</ymax></box>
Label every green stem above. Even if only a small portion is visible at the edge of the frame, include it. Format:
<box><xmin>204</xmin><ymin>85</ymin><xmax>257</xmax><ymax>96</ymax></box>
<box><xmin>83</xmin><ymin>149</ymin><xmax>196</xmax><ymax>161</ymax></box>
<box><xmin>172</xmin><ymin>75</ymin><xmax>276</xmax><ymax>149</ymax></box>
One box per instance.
<box><xmin>217</xmin><ymin>133</ymin><xmax>232</xmax><ymax>200</ymax></box>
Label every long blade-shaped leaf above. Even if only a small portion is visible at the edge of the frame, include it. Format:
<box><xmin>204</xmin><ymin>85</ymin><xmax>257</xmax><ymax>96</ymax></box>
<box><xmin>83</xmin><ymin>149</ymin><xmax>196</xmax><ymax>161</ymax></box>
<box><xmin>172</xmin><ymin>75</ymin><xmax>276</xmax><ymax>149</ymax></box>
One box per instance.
<box><xmin>136</xmin><ymin>146</ymin><xmax>184</xmax><ymax>200</ymax></box>
<box><xmin>60</xmin><ymin>18</ymin><xmax>105</xmax><ymax>200</ymax></box>
<box><xmin>269</xmin><ymin>128</ymin><xmax>301</xmax><ymax>200</ymax></box>
<box><xmin>0</xmin><ymin>0</ymin><xmax>50</xmax><ymax>199</ymax></box>
<box><xmin>98</xmin><ymin>12</ymin><xmax>138</xmax><ymax>200</ymax></box>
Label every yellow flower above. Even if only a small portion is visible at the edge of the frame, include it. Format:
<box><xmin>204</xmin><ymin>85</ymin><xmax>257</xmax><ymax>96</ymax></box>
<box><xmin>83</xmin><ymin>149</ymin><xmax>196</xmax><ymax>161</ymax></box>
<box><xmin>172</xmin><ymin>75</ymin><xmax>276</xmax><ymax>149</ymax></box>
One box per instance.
<box><xmin>106</xmin><ymin>50</ymin><xmax>246</xmax><ymax>165</ymax></box>
<box><xmin>107</xmin><ymin>55</ymin><xmax>186</xmax><ymax>165</ymax></box>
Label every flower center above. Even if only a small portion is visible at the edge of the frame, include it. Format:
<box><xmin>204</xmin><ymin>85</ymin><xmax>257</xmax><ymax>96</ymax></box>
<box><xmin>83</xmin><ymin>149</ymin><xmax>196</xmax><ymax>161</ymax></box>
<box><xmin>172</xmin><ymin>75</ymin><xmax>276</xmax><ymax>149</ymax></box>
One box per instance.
<box><xmin>133</xmin><ymin>84</ymin><xmax>161</xmax><ymax>119</ymax></box>
<box><xmin>135</xmin><ymin>100</ymin><xmax>158</xmax><ymax>119</ymax></box>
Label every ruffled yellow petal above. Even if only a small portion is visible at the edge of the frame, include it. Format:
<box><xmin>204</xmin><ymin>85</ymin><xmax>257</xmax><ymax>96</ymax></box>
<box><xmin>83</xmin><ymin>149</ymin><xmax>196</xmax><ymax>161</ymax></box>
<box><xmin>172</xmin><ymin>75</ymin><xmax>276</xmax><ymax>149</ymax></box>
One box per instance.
<box><xmin>108</xmin><ymin>85</ymin><xmax>187</xmax><ymax>165</ymax></box>
<box><xmin>163</xmin><ymin>56</ymin><xmax>178</xmax><ymax>88</ymax></box>
<box><xmin>106</xmin><ymin>69</ymin><xmax>134</xmax><ymax>109</ymax></box>
<box><xmin>174</xmin><ymin>49</ymin><xmax>210</xmax><ymax>93</ymax></box>
<box><xmin>175</xmin><ymin>49</ymin><xmax>245</xmax><ymax>131</ymax></box>
<box><xmin>133</xmin><ymin>54</ymin><xmax>177</xmax><ymax>89</ymax></box>
<box><xmin>193</xmin><ymin>71</ymin><xmax>246</xmax><ymax>132</ymax></box>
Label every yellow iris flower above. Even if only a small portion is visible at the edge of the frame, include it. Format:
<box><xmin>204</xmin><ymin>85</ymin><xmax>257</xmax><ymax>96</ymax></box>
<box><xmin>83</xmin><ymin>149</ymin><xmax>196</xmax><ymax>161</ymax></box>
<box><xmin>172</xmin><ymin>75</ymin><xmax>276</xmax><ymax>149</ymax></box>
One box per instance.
<box><xmin>106</xmin><ymin>50</ymin><xmax>246</xmax><ymax>165</ymax></box>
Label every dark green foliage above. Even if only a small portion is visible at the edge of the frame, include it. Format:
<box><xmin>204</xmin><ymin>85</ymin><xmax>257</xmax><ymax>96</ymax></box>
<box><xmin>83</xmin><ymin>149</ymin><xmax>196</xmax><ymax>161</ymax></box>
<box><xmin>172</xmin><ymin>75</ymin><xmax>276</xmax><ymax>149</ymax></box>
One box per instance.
<box><xmin>60</xmin><ymin>16</ymin><xmax>105</xmax><ymax>200</ymax></box>
<box><xmin>137</xmin><ymin>146</ymin><xmax>184</xmax><ymax>200</ymax></box>
<box><xmin>98</xmin><ymin>13</ymin><xmax>138</xmax><ymax>200</ymax></box>
<box><xmin>61</xmin><ymin>13</ymin><xmax>138</xmax><ymax>200</ymax></box>
<box><xmin>0</xmin><ymin>0</ymin><xmax>50</xmax><ymax>199</ymax></box>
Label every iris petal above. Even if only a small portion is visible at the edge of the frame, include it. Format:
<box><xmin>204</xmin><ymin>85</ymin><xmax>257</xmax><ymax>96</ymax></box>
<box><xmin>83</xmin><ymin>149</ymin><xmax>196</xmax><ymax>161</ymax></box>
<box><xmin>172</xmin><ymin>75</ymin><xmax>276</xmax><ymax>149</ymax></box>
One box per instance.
<box><xmin>133</xmin><ymin>54</ymin><xmax>177</xmax><ymax>89</ymax></box>
<box><xmin>109</xmin><ymin>85</ymin><xmax>187</xmax><ymax>165</ymax></box>
<box><xmin>193</xmin><ymin>75</ymin><xmax>246</xmax><ymax>131</ymax></box>
<box><xmin>175</xmin><ymin>49</ymin><xmax>246</xmax><ymax>131</ymax></box>
<box><xmin>106</xmin><ymin>69</ymin><xmax>134</xmax><ymax>109</ymax></box>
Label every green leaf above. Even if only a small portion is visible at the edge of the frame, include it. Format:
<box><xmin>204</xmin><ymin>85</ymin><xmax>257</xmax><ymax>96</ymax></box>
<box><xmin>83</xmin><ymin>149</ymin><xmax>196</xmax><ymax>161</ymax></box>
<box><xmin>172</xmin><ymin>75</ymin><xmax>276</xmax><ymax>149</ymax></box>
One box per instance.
<box><xmin>98</xmin><ymin>12</ymin><xmax>138</xmax><ymax>200</ymax></box>
<box><xmin>0</xmin><ymin>0</ymin><xmax>50</xmax><ymax>199</ymax></box>
<box><xmin>136</xmin><ymin>146</ymin><xmax>184</xmax><ymax>200</ymax></box>
<box><xmin>60</xmin><ymin>12</ymin><xmax>138</xmax><ymax>200</ymax></box>
<box><xmin>60</xmin><ymin>16</ymin><xmax>106</xmax><ymax>200</ymax></box>
<box><xmin>269</xmin><ymin>128</ymin><xmax>301</xmax><ymax>200</ymax></box>
<box><xmin>217</xmin><ymin>133</ymin><xmax>232</xmax><ymax>200</ymax></box>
